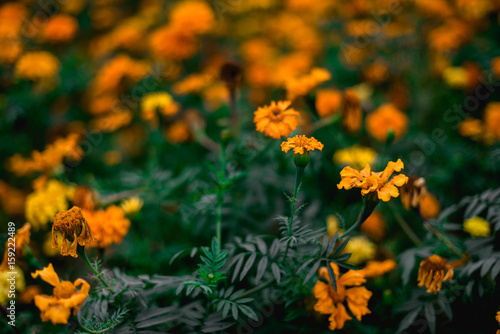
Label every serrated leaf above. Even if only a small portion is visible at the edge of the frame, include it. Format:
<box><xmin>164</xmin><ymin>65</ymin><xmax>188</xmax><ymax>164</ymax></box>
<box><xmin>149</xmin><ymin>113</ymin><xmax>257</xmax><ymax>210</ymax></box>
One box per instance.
<box><xmin>320</xmin><ymin>234</ymin><xmax>330</xmax><ymax>256</ymax></box>
<box><xmin>335</xmin><ymin>253</ymin><xmax>351</xmax><ymax>262</ymax></box>
<box><xmin>269</xmin><ymin>239</ymin><xmax>280</xmax><ymax>258</ymax></box>
<box><xmin>325</xmin><ymin>232</ymin><xmax>338</xmax><ymax>256</ymax></box>
<box><xmin>437</xmin><ymin>294</ymin><xmax>452</xmax><ymax>320</ymax></box>
<box><xmin>222</xmin><ymin>302</ymin><xmax>231</xmax><ymax>318</ymax></box>
<box><xmin>255</xmin><ymin>256</ymin><xmax>268</xmax><ymax>284</ymax></box>
<box><xmin>303</xmin><ymin>260</ymin><xmax>321</xmax><ymax>284</ymax></box>
<box><xmin>297</xmin><ymin>258</ymin><xmax>315</xmax><ymax>273</ymax></box>
<box><xmin>240</xmin><ymin>253</ymin><xmax>257</xmax><ymax>281</ymax></box>
<box><xmin>490</xmin><ymin>260</ymin><xmax>500</xmax><ymax>279</ymax></box>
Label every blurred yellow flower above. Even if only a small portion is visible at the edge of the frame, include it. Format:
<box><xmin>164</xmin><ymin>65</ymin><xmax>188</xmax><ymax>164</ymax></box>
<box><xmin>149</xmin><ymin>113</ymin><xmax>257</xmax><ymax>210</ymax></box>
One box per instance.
<box><xmin>0</xmin><ymin>266</ymin><xmax>25</xmax><ymax>305</ymax></box>
<box><xmin>15</xmin><ymin>51</ymin><xmax>60</xmax><ymax>81</ymax></box>
<box><xmin>443</xmin><ymin>67</ymin><xmax>468</xmax><ymax>88</ymax></box>
<box><xmin>337</xmin><ymin>159</ymin><xmax>408</xmax><ymax>202</ymax></box>
<box><xmin>326</xmin><ymin>215</ymin><xmax>342</xmax><ymax>238</ymax></box>
<box><xmin>120</xmin><ymin>196</ymin><xmax>144</xmax><ymax>216</ymax></box>
<box><xmin>52</xmin><ymin>206</ymin><xmax>96</xmax><ymax>258</ymax></box>
<box><xmin>463</xmin><ymin>217</ymin><xmax>491</xmax><ymax>238</ymax></box>
<box><xmin>25</xmin><ymin>180</ymin><xmax>75</xmax><ymax>230</ymax></box>
<box><xmin>333</xmin><ymin>146</ymin><xmax>377</xmax><ymax>170</ymax></box>
<box><xmin>344</xmin><ymin>236</ymin><xmax>377</xmax><ymax>265</ymax></box>
<box><xmin>141</xmin><ymin>92</ymin><xmax>180</xmax><ymax>128</ymax></box>
<box><xmin>254</xmin><ymin>101</ymin><xmax>300</xmax><ymax>139</ymax></box>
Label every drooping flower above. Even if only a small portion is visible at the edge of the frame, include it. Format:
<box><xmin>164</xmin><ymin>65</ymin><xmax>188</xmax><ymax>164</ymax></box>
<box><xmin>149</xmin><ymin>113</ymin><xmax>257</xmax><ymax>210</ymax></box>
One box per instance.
<box><xmin>343</xmin><ymin>236</ymin><xmax>377</xmax><ymax>265</ymax></box>
<box><xmin>0</xmin><ymin>223</ymin><xmax>30</xmax><ymax>271</ymax></box>
<box><xmin>337</xmin><ymin>159</ymin><xmax>409</xmax><ymax>202</ymax></box>
<box><xmin>419</xmin><ymin>193</ymin><xmax>441</xmax><ymax>219</ymax></box>
<box><xmin>417</xmin><ymin>255</ymin><xmax>453</xmax><ymax>294</ymax></box>
<box><xmin>313</xmin><ymin>263</ymin><xmax>372</xmax><ymax>330</ymax></box>
<box><xmin>281</xmin><ymin>135</ymin><xmax>324</xmax><ymax>155</ymax></box>
<box><xmin>360</xmin><ymin>259</ymin><xmax>397</xmax><ymax>278</ymax></box>
<box><xmin>120</xmin><ymin>196</ymin><xmax>144</xmax><ymax>216</ymax></box>
<box><xmin>360</xmin><ymin>210</ymin><xmax>387</xmax><ymax>242</ymax></box>
<box><xmin>333</xmin><ymin>145</ymin><xmax>377</xmax><ymax>170</ymax></box>
<box><xmin>365</xmin><ymin>103</ymin><xmax>408</xmax><ymax>142</ymax></box>
<box><xmin>31</xmin><ymin>263</ymin><xmax>90</xmax><ymax>324</ymax></box>
<box><xmin>52</xmin><ymin>206</ymin><xmax>96</xmax><ymax>258</ymax></box>
<box><xmin>25</xmin><ymin>180</ymin><xmax>75</xmax><ymax>230</ymax></box>
<box><xmin>14</xmin><ymin>51</ymin><xmax>60</xmax><ymax>81</ymax></box>
<box><xmin>463</xmin><ymin>217</ymin><xmax>491</xmax><ymax>238</ymax></box>
<box><xmin>400</xmin><ymin>176</ymin><xmax>427</xmax><ymax>210</ymax></box>
<box><xmin>83</xmin><ymin>205</ymin><xmax>130</xmax><ymax>248</ymax></box>
<box><xmin>254</xmin><ymin>101</ymin><xmax>300</xmax><ymax>139</ymax></box>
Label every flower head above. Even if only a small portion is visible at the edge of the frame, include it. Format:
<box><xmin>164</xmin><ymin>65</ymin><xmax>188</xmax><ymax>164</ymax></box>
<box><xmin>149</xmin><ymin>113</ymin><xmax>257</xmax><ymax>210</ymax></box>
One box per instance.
<box><xmin>254</xmin><ymin>101</ymin><xmax>300</xmax><ymax>139</ymax></box>
<box><xmin>42</xmin><ymin>14</ymin><xmax>79</xmax><ymax>44</ymax></box>
<box><xmin>419</xmin><ymin>193</ymin><xmax>441</xmax><ymax>219</ymax></box>
<box><xmin>0</xmin><ymin>266</ymin><xmax>25</xmax><ymax>305</ymax></box>
<box><xmin>343</xmin><ymin>236</ymin><xmax>377</xmax><ymax>265</ymax></box>
<box><xmin>417</xmin><ymin>255</ymin><xmax>453</xmax><ymax>294</ymax></box>
<box><xmin>141</xmin><ymin>92</ymin><xmax>180</xmax><ymax>128</ymax></box>
<box><xmin>313</xmin><ymin>263</ymin><xmax>372</xmax><ymax>330</ymax></box>
<box><xmin>337</xmin><ymin>159</ymin><xmax>409</xmax><ymax>202</ymax></box>
<box><xmin>365</xmin><ymin>103</ymin><xmax>408</xmax><ymax>142</ymax></box>
<box><xmin>120</xmin><ymin>196</ymin><xmax>144</xmax><ymax>216</ymax></box>
<box><xmin>359</xmin><ymin>259</ymin><xmax>397</xmax><ymax>278</ymax></box>
<box><xmin>15</xmin><ymin>51</ymin><xmax>60</xmax><ymax>81</ymax></box>
<box><xmin>463</xmin><ymin>217</ymin><xmax>490</xmax><ymax>238</ymax></box>
<box><xmin>400</xmin><ymin>176</ymin><xmax>427</xmax><ymax>210</ymax></box>
<box><xmin>281</xmin><ymin>135</ymin><xmax>324</xmax><ymax>155</ymax></box>
<box><xmin>341</xmin><ymin>89</ymin><xmax>362</xmax><ymax>132</ymax></box>
<box><xmin>31</xmin><ymin>263</ymin><xmax>89</xmax><ymax>324</ymax></box>
<box><xmin>315</xmin><ymin>88</ymin><xmax>342</xmax><ymax>118</ymax></box>
<box><xmin>360</xmin><ymin>210</ymin><xmax>387</xmax><ymax>242</ymax></box>
<box><xmin>333</xmin><ymin>145</ymin><xmax>377</xmax><ymax>170</ymax></box>
<box><xmin>52</xmin><ymin>206</ymin><xmax>96</xmax><ymax>258</ymax></box>
<box><xmin>83</xmin><ymin>205</ymin><xmax>130</xmax><ymax>248</ymax></box>
<box><xmin>169</xmin><ymin>0</ymin><xmax>215</xmax><ymax>35</ymax></box>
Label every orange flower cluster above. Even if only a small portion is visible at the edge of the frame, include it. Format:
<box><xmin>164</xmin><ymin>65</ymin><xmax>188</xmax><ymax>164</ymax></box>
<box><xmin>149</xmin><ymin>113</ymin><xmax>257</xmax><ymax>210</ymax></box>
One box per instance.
<box><xmin>313</xmin><ymin>263</ymin><xmax>372</xmax><ymax>331</ymax></box>
<box><xmin>6</xmin><ymin>134</ymin><xmax>82</xmax><ymax>177</ymax></box>
<box><xmin>254</xmin><ymin>101</ymin><xmax>300</xmax><ymax>139</ymax></box>
<box><xmin>52</xmin><ymin>207</ymin><xmax>96</xmax><ymax>258</ymax></box>
<box><xmin>32</xmin><ymin>264</ymin><xmax>89</xmax><ymax>324</ymax></box>
<box><xmin>338</xmin><ymin>159</ymin><xmax>409</xmax><ymax>202</ymax></box>
<box><xmin>83</xmin><ymin>205</ymin><xmax>131</xmax><ymax>248</ymax></box>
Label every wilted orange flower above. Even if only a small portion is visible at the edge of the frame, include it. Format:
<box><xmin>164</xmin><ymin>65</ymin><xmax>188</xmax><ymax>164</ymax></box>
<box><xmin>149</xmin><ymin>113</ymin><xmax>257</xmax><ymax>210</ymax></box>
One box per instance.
<box><xmin>281</xmin><ymin>135</ymin><xmax>324</xmax><ymax>155</ymax></box>
<box><xmin>170</xmin><ymin>0</ymin><xmax>215</xmax><ymax>35</ymax></box>
<box><xmin>341</xmin><ymin>89</ymin><xmax>362</xmax><ymax>132</ymax></box>
<box><xmin>337</xmin><ymin>159</ymin><xmax>409</xmax><ymax>202</ymax></box>
<box><xmin>149</xmin><ymin>25</ymin><xmax>198</xmax><ymax>61</ymax></box>
<box><xmin>83</xmin><ymin>205</ymin><xmax>130</xmax><ymax>248</ymax></box>
<box><xmin>360</xmin><ymin>210</ymin><xmax>387</xmax><ymax>242</ymax></box>
<box><xmin>365</xmin><ymin>103</ymin><xmax>408</xmax><ymax>142</ymax></box>
<box><xmin>42</xmin><ymin>14</ymin><xmax>79</xmax><ymax>44</ymax></box>
<box><xmin>7</xmin><ymin>133</ymin><xmax>82</xmax><ymax>177</ymax></box>
<box><xmin>15</xmin><ymin>51</ymin><xmax>60</xmax><ymax>81</ymax></box>
<box><xmin>32</xmin><ymin>263</ymin><xmax>90</xmax><ymax>324</ymax></box>
<box><xmin>0</xmin><ymin>223</ymin><xmax>31</xmax><ymax>270</ymax></box>
<box><xmin>254</xmin><ymin>101</ymin><xmax>300</xmax><ymax>139</ymax></box>
<box><xmin>286</xmin><ymin>68</ymin><xmax>331</xmax><ymax>100</ymax></box>
<box><xmin>52</xmin><ymin>206</ymin><xmax>96</xmax><ymax>258</ymax></box>
<box><xmin>417</xmin><ymin>255</ymin><xmax>453</xmax><ymax>294</ymax></box>
<box><xmin>313</xmin><ymin>263</ymin><xmax>372</xmax><ymax>330</ymax></box>
<box><xmin>419</xmin><ymin>193</ymin><xmax>441</xmax><ymax>219</ymax></box>
<box><xmin>400</xmin><ymin>176</ymin><xmax>427</xmax><ymax>210</ymax></box>
<box><xmin>360</xmin><ymin>259</ymin><xmax>397</xmax><ymax>278</ymax></box>
<box><xmin>315</xmin><ymin>88</ymin><xmax>341</xmax><ymax>118</ymax></box>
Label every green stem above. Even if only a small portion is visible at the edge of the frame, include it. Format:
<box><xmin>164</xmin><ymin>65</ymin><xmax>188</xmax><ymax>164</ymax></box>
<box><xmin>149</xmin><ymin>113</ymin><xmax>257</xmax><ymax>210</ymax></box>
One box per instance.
<box><xmin>389</xmin><ymin>202</ymin><xmax>425</xmax><ymax>247</ymax></box>
<box><xmin>282</xmin><ymin>166</ymin><xmax>304</xmax><ymax>263</ymax></box>
<box><xmin>215</xmin><ymin>140</ymin><xmax>227</xmax><ymax>252</ymax></box>
<box><xmin>239</xmin><ymin>279</ymin><xmax>274</xmax><ymax>298</ymax></box>
<box><xmin>339</xmin><ymin>197</ymin><xmax>378</xmax><ymax>240</ymax></box>
<box><xmin>216</xmin><ymin>190</ymin><xmax>223</xmax><ymax>252</ymax></box>
<box><xmin>77</xmin><ymin>245</ymin><xmax>111</xmax><ymax>290</ymax></box>
<box><xmin>423</xmin><ymin>220</ymin><xmax>463</xmax><ymax>258</ymax></box>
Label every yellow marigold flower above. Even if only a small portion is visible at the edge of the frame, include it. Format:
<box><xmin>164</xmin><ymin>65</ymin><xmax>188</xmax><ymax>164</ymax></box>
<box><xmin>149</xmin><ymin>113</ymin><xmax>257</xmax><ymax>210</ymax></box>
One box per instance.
<box><xmin>7</xmin><ymin>133</ymin><xmax>82</xmax><ymax>177</ymax></box>
<box><xmin>337</xmin><ymin>159</ymin><xmax>409</xmax><ymax>202</ymax></box>
<box><xmin>344</xmin><ymin>236</ymin><xmax>377</xmax><ymax>265</ymax></box>
<box><xmin>0</xmin><ymin>266</ymin><xmax>25</xmax><ymax>305</ymax></box>
<box><xmin>333</xmin><ymin>145</ymin><xmax>377</xmax><ymax>170</ymax></box>
<box><xmin>340</xmin><ymin>89</ymin><xmax>362</xmax><ymax>132</ymax></box>
<box><xmin>315</xmin><ymin>88</ymin><xmax>341</xmax><ymax>118</ymax></box>
<box><xmin>326</xmin><ymin>215</ymin><xmax>342</xmax><ymax>238</ymax></box>
<box><xmin>149</xmin><ymin>25</ymin><xmax>198</xmax><ymax>61</ymax></box>
<box><xmin>25</xmin><ymin>180</ymin><xmax>75</xmax><ymax>230</ymax></box>
<box><xmin>0</xmin><ymin>223</ymin><xmax>30</xmax><ymax>271</ymax></box>
<box><xmin>366</xmin><ymin>103</ymin><xmax>409</xmax><ymax>142</ymax></box>
<box><xmin>32</xmin><ymin>263</ymin><xmax>90</xmax><ymax>325</ymax></box>
<box><xmin>165</xmin><ymin>120</ymin><xmax>192</xmax><ymax>143</ymax></box>
<box><xmin>485</xmin><ymin>102</ymin><xmax>500</xmax><ymax>141</ymax></box>
<box><xmin>254</xmin><ymin>101</ymin><xmax>300</xmax><ymax>139</ymax></box>
<box><xmin>170</xmin><ymin>0</ymin><xmax>215</xmax><ymax>35</ymax></box>
<box><xmin>52</xmin><ymin>206</ymin><xmax>96</xmax><ymax>258</ymax></box>
<box><xmin>286</xmin><ymin>68</ymin><xmax>331</xmax><ymax>100</ymax></box>
<box><xmin>313</xmin><ymin>263</ymin><xmax>372</xmax><ymax>331</ymax></box>
<box><xmin>360</xmin><ymin>259</ymin><xmax>397</xmax><ymax>278</ymax></box>
<box><xmin>281</xmin><ymin>135</ymin><xmax>324</xmax><ymax>155</ymax></box>
<box><xmin>120</xmin><ymin>196</ymin><xmax>144</xmax><ymax>216</ymax></box>
<box><xmin>360</xmin><ymin>210</ymin><xmax>387</xmax><ymax>242</ymax></box>
<box><xmin>42</xmin><ymin>14</ymin><xmax>79</xmax><ymax>44</ymax></box>
<box><xmin>419</xmin><ymin>193</ymin><xmax>441</xmax><ymax>219</ymax></box>
<box><xmin>15</xmin><ymin>51</ymin><xmax>60</xmax><ymax>81</ymax></box>
<box><xmin>141</xmin><ymin>92</ymin><xmax>180</xmax><ymax>128</ymax></box>
<box><xmin>83</xmin><ymin>206</ymin><xmax>130</xmax><ymax>248</ymax></box>
<box><xmin>443</xmin><ymin>67</ymin><xmax>468</xmax><ymax>89</ymax></box>
<box><xmin>417</xmin><ymin>255</ymin><xmax>453</xmax><ymax>294</ymax></box>
<box><xmin>463</xmin><ymin>217</ymin><xmax>491</xmax><ymax>238</ymax></box>
<box><xmin>400</xmin><ymin>176</ymin><xmax>427</xmax><ymax>210</ymax></box>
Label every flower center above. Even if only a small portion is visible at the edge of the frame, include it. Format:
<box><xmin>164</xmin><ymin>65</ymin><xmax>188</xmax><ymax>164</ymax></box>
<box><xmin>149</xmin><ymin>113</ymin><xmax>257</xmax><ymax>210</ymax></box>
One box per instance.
<box><xmin>327</xmin><ymin>284</ymin><xmax>346</xmax><ymax>304</ymax></box>
<box><xmin>421</xmin><ymin>255</ymin><xmax>447</xmax><ymax>272</ymax></box>
<box><xmin>53</xmin><ymin>281</ymin><xmax>76</xmax><ymax>299</ymax></box>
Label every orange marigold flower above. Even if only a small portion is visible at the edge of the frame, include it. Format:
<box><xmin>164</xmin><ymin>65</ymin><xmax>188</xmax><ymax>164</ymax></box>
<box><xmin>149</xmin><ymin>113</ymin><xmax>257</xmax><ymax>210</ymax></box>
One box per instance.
<box><xmin>360</xmin><ymin>210</ymin><xmax>387</xmax><ymax>242</ymax></box>
<box><xmin>165</xmin><ymin>120</ymin><xmax>192</xmax><ymax>143</ymax></box>
<box><xmin>366</xmin><ymin>103</ymin><xmax>408</xmax><ymax>142</ymax></box>
<box><xmin>254</xmin><ymin>101</ymin><xmax>300</xmax><ymax>139</ymax></box>
<box><xmin>281</xmin><ymin>135</ymin><xmax>324</xmax><ymax>155</ymax></box>
<box><xmin>315</xmin><ymin>88</ymin><xmax>341</xmax><ymax>118</ymax></box>
<box><xmin>419</xmin><ymin>193</ymin><xmax>441</xmax><ymax>219</ymax></box>
<box><xmin>170</xmin><ymin>0</ymin><xmax>215</xmax><ymax>35</ymax></box>
<box><xmin>149</xmin><ymin>25</ymin><xmax>198</xmax><ymax>61</ymax></box>
<box><xmin>42</xmin><ymin>14</ymin><xmax>79</xmax><ymax>44</ymax></box>
<box><xmin>286</xmin><ymin>67</ymin><xmax>331</xmax><ymax>100</ymax></box>
<box><xmin>341</xmin><ymin>89</ymin><xmax>362</xmax><ymax>132</ymax></box>
<box><xmin>0</xmin><ymin>223</ymin><xmax>31</xmax><ymax>270</ymax></box>
<box><xmin>52</xmin><ymin>207</ymin><xmax>96</xmax><ymax>258</ymax></box>
<box><xmin>31</xmin><ymin>263</ymin><xmax>90</xmax><ymax>324</ymax></box>
<box><xmin>337</xmin><ymin>159</ymin><xmax>409</xmax><ymax>202</ymax></box>
<box><xmin>313</xmin><ymin>263</ymin><xmax>372</xmax><ymax>331</ymax></box>
<box><xmin>15</xmin><ymin>51</ymin><xmax>60</xmax><ymax>81</ymax></box>
<box><xmin>83</xmin><ymin>206</ymin><xmax>130</xmax><ymax>248</ymax></box>
<box><xmin>360</xmin><ymin>259</ymin><xmax>397</xmax><ymax>278</ymax></box>
<box><xmin>417</xmin><ymin>255</ymin><xmax>453</xmax><ymax>294</ymax></box>
<box><xmin>485</xmin><ymin>102</ymin><xmax>500</xmax><ymax>141</ymax></box>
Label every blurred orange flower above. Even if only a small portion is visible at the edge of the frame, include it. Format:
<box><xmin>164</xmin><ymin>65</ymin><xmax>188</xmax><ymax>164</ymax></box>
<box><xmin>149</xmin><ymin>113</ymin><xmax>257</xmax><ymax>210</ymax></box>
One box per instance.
<box><xmin>315</xmin><ymin>88</ymin><xmax>341</xmax><ymax>118</ymax></box>
<box><xmin>83</xmin><ymin>205</ymin><xmax>130</xmax><ymax>248</ymax></box>
<box><xmin>365</xmin><ymin>103</ymin><xmax>408</xmax><ymax>142</ymax></box>
<box><xmin>42</xmin><ymin>14</ymin><xmax>79</xmax><ymax>44</ymax></box>
<box><xmin>170</xmin><ymin>0</ymin><xmax>215</xmax><ymax>35</ymax></box>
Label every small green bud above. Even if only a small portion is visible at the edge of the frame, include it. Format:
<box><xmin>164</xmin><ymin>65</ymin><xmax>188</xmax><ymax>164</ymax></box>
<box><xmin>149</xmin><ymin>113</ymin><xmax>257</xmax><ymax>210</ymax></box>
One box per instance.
<box><xmin>294</xmin><ymin>151</ymin><xmax>310</xmax><ymax>168</ymax></box>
